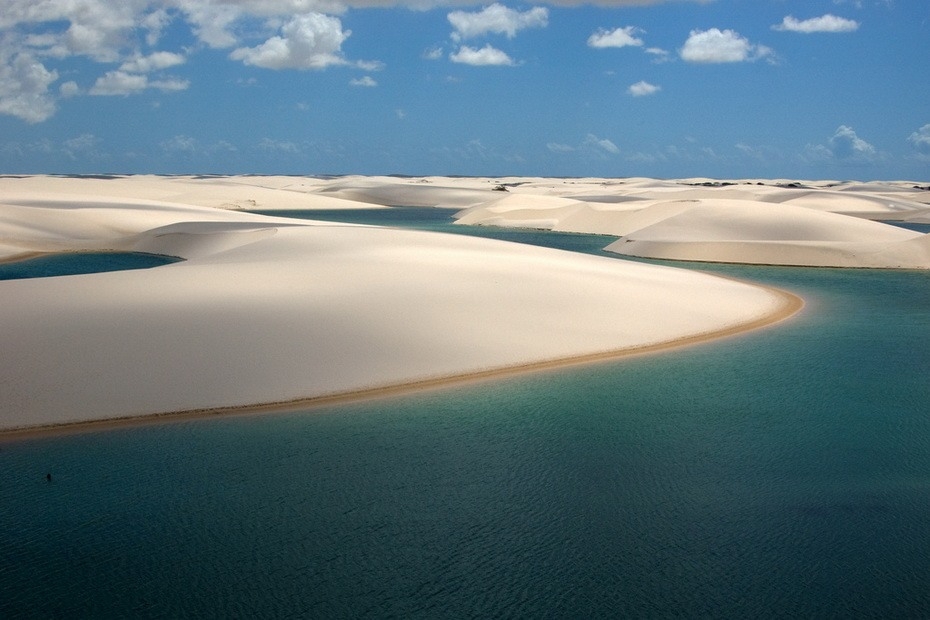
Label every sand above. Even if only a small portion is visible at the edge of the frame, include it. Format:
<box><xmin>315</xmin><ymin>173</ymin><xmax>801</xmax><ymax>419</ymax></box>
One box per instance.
<box><xmin>0</xmin><ymin>175</ymin><xmax>817</xmax><ymax>433</ymax></box>
<box><xmin>453</xmin><ymin>178</ymin><xmax>930</xmax><ymax>269</ymax></box>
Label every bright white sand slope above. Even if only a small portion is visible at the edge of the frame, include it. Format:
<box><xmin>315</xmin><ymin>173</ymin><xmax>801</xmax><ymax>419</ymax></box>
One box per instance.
<box><xmin>454</xmin><ymin>179</ymin><xmax>930</xmax><ymax>269</ymax></box>
<box><xmin>0</xmin><ymin>175</ymin><xmax>795</xmax><ymax>432</ymax></box>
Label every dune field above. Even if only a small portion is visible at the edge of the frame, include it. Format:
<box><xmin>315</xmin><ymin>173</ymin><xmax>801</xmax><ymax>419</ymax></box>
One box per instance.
<box><xmin>7</xmin><ymin>174</ymin><xmax>925</xmax><ymax>431</ymax></box>
<box><xmin>452</xmin><ymin>177</ymin><xmax>930</xmax><ymax>269</ymax></box>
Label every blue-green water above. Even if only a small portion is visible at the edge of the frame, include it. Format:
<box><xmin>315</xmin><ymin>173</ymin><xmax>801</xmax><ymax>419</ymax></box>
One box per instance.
<box><xmin>0</xmin><ymin>252</ymin><xmax>181</xmax><ymax>281</ymax></box>
<box><xmin>2</xmin><ymin>211</ymin><xmax>930</xmax><ymax>617</ymax></box>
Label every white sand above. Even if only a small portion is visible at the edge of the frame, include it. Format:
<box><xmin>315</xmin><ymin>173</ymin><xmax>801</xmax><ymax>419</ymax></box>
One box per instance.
<box><xmin>454</xmin><ymin>178</ymin><xmax>930</xmax><ymax>269</ymax></box>
<box><xmin>0</xmin><ymin>175</ymin><xmax>801</xmax><ymax>432</ymax></box>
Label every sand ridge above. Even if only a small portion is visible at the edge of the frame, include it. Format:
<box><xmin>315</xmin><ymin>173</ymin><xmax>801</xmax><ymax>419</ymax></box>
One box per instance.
<box><xmin>449</xmin><ymin>178</ymin><xmax>930</xmax><ymax>269</ymax></box>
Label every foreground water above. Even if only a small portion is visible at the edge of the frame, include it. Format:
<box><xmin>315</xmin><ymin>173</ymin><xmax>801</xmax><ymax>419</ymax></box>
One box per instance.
<box><xmin>0</xmin><ymin>252</ymin><xmax>181</xmax><ymax>280</ymax></box>
<box><xmin>2</xmin><ymin>211</ymin><xmax>930</xmax><ymax>617</ymax></box>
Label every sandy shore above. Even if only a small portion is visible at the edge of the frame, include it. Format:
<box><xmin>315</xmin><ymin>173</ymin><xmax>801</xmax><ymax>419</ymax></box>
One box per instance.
<box><xmin>0</xmin><ymin>175</ymin><xmax>814</xmax><ymax>434</ymax></box>
<box><xmin>1</xmin><ymin>284</ymin><xmax>802</xmax><ymax>441</ymax></box>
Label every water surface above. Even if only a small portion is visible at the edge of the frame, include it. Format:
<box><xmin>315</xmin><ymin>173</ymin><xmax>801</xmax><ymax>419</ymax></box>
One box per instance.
<box><xmin>2</xmin><ymin>210</ymin><xmax>929</xmax><ymax>617</ymax></box>
<box><xmin>0</xmin><ymin>252</ymin><xmax>181</xmax><ymax>281</ymax></box>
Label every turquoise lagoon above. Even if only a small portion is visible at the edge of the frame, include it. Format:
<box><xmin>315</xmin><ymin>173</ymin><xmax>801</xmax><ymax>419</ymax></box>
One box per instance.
<box><xmin>0</xmin><ymin>252</ymin><xmax>180</xmax><ymax>281</ymax></box>
<box><xmin>2</xmin><ymin>210</ymin><xmax>929</xmax><ymax>617</ymax></box>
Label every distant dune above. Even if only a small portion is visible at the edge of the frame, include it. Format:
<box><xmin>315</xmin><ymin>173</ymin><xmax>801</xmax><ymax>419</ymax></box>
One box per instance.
<box><xmin>452</xmin><ymin>178</ymin><xmax>930</xmax><ymax>269</ymax></box>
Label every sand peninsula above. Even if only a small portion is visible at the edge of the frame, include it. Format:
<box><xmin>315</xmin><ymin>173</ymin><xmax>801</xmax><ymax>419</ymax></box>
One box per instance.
<box><xmin>3</xmin><ymin>174</ymin><xmax>925</xmax><ymax>434</ymax></box>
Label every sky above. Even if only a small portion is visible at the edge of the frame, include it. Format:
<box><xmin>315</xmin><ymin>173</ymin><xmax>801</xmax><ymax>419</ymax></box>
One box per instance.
<box><xmin>1</xmin><ymin>0</ymin><xmax>928</xmax><ymax>179</ymax></box>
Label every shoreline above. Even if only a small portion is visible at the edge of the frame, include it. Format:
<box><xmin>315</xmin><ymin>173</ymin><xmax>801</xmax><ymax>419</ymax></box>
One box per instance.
<box><xmin>0</xmin><ymin>284</ymin><xmax>803</xmax><ymax>442</ymax></box>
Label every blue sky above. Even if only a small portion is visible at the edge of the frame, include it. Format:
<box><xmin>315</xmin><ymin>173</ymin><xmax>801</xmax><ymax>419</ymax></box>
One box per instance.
<box><xmin>1</xmin><ymin>0</ymin><xmax>928</xmax><ymax>179</ymax></box>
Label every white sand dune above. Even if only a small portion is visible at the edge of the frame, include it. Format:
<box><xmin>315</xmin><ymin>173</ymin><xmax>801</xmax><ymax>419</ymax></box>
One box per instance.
<box><xmin>312</xmin><ymin>176</ymin><xmax>496</xmax><ymax>208</ymax></box>
<box><xmin>455</xmin><ymin>179</ymin><xmax>930</xmax><ymax>269</ymax></box>
<box><xmin>0</xmin><ymin>175</ymin><xmax>797</xmax><ymax>432</ymax></box>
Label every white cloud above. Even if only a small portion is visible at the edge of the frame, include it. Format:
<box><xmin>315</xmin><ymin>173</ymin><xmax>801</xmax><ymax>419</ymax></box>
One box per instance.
<box><xmin>88</xmin><ymin>71</ymin><xmax>148</xmax><ymax>96</ymax></box>
<box><xmin>258</xmin><ymin>138</ymin><xmax>301</xmax><ymax>154</ymax></box>
<box><xmin>337</xmin><ymin>0</ymin><xmax>708</xmax><ymax>7</ymax></box>
<box><xmin>172</xmin><ymin>0</ymin><xmax>242</xmax><ymax>49</ymax></box>
<box><xmin>629</xmin><ymin>80</ymin><xmax>660</xmax><ymax>96</ymax></box>
<box><xmin>829</xmin><ymin>125</ymin><xmax>877</xmax><ymax>160</ymax></box>
<box><xmin>59</xmin><ymin>80</ymin><xmax>80</xmax><ymax>98</ymax></box>
<box><xmin>230</xmin><ymin>13</ymin><xmax>350</xmax><ymax>70</ymax></box>
<box><xmin>680</xmin><ymin>28</ymin><xmax>773</xmax><ymax>64</ymax></box>
<box><xmin>448</xmin><ymin>4</ymin><xmax>548</xmax><ymax>41</ymax></box>
<box><xmin>645</xmin><ymin>47</ymin><xmax>671</xmax><ymax>62</ymax></box>
<box><xmin>908</xmin><ymin>124</ymin><xmax>930</xmax><ymax>157</ymax></box>
<box><xmin>4</xmin><ymin>0</ymin><xmax>141</xmax><ymax>63</ymax></box>
<box><xmin>141</xmin><ymin>8</ymin><xmax>173</xmax><ymax>46</ymax></box>
<box><xmin>587</xmin><ymin>26</ymin><xmax>644</xmax><ymax>49</ymax></box>
<box><xmin>161</xmin><ymin>135</ymin><xmax>198</xmax><ymax>153</ymax></box>
<box><xmin>549</xmin><ymin>134</ymin><xmax>620</xmax><ymax>156</ymax></box>
<box><xmin>805</xmin><ymin>125</ymin><xmax>884</xmax><ymax>165</ymax></box>
<box><xmin>584</xmin><ymin>133</ymin><xmax>620</xmax><ymax>154</ymax></box>
<box><xmin>423</xmin><ymin>46</ymin><xmax>444</xmax><ymax>60</ymax></box>
<box><xmin>547</xmin><ymin>142</ymin><xmax>576</xmax><ymax>153</ymax></box>
<box><xmin>356</xmin><ymin>59</ymin><xmax>385</xmax><ymax>71</ymax></box>
<box><xmin>350</xmin><ymin>75</ymin><xmax>377</xmax><ymax>86</ymax></box>
<box><xmin>0</xmin><ymin>52</ymin><xmax>59</xmax><ymax>123</ymax></box>
<box><xmin>450</xmin><ymin>44</ymin><xmax>516</xmax><ymax>66</ymax></box>
<box><xmin>148</xmin><ymin>77</ymin><xmax>191</xmax><ymax>92</ymax></box>
<box><xmin>773</xmin><ymin>14</ymin><xmax>860</xmax><ymax>34</ymax></box>
<box><xmin>0</xmin><ymin>0</ymin><xmax>710</xmax><ymax>124</ymax></box>
<box><xmin>119</xmin><ymin>51</ymin><xmax>186</xmax><ymax>73</ymax></box>
<box><xmin>62</xmin><ymin>133</ymin><xmax>100</xmax><ymax>159</ymax></box>
<box><xmin>89</xmin><ymin>70</ymin><xmax>189</xmax><ymax>96</ymax></box>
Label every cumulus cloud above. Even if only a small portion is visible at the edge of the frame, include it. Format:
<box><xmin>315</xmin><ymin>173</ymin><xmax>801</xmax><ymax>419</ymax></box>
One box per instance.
<box><xmin>346</xmin><ymin>0</ymin><xmax>706</xmax><ymax>6</ymax></box>
<box><xmin>90</xmin><ymin>71</ymin><xmax>149</xmax><ymax>95</ymax></box>
<box><xmin>350</xmin><ymin>75</ymin><xmax>377</xmax><ymax>86</ymax></box>
<box><xmin>161</xmin><ymin>134</ymin><xmax>199</xmax><ymax>153</ymax></box>
<box><xmin>448</xmin><ymin>4</ymin><xmax>548</xmax><ymax>41</ymax></box>
<box><xmin>89</xmin><ymin>70</ymin><xmax>189</xmax><ymax>96</ymax></box>
<box><xmin>583</xmin><ymin>133</ymin><xmax>620</xmax><ymax>154</ymax></box>
<box><xmin>62</xmin><ymin>133</ymin><xmax>101</xmax><ymax>159</ymax></box>
<box><xmin>0</xmin><ymin>0</ymin><xmax>714</xmax><ymax>123</ymax></box>
<box><xmin>680</xmin><ymin>28</ymin><xmax>773</xmax><ymax>64</ymax></box>
<box><xmin>587</xmin><ymin>26</ymin><xmax>644</xmax><ymax>49</ymax></box>
<box><xmin>258</xmin><ymin>138</ymin><xmax>301</xmax><ymax>154</ymax></box>
<box><xmin>628</xmin><ymin>80</ymin><xmax>660</xmax><ymax>96</ymax></box>
<box><xmin>119</xmin><ymin>51</ymin><xmax>186</xmax><ymax>73</ymax></box>
<box><xmin>547</xmin><ymin>142</ymin><xmax>576</xmax><ymax>153</ymax></box>
<box><xmin>645</xmin><ymin>47</ymin><xmax>671</xmax><ymax>62</ymax></box>
<box><xmin>907</xmin><ymin>124</ymin><xmax>930</xmax><ymax>158</ymax></box>
<box><xmin>548</xmin><ymin>134</ymin><xmax>620</xmax><ymax>156</ymax></box>
<box><xmin>230</xmin><ymin>13</ymin><xmax>349</xmax><ymax>70</ymax></box>
<box><xmin>149</xmin><ymin>77</ymin><xmax>190</xmax><ymax>92</ymax></box>
<box><xmin>356</xmin><ymin>59</ymin><xmax>385</xmax><ymax>71</ymax></box>
<box><xmin>829</xmin><ymin>125</ymin><xmax>877</xmax><ymax>160</ymax></box>
<box><xmin>450</xmin><ymin>44</ymin><xmax>515</xmax><ymax>66</ymax></box>
<box><xmin>804</xmin><ymin>125</ymin><xmax>883</xmax><ymax>164</ymax></box>
<box><xmin>59</xmin><ymin>80</ymin><xmax>80</xmax><ymax>98</ymax></box>
<box><xmin>773</xmin><ymin>14</ymin><xmax>860</xmax><ymax>34</ymax></box>
<box><xmin>423</xmin><ymin>46</ymin><xmax>444</xmax><ymax>60</ymax></box>
<box><xmin>0</xmin><ymin>52</ymin><xmax>59</xmax><ymax>123</ymax></box>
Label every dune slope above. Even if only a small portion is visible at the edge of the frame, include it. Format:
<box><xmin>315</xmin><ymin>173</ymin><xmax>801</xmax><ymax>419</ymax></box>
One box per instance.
<box><xmin>0</xmin><ymin>176</ymin><xmax>795</xmax><ymax>431</ymax></box>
